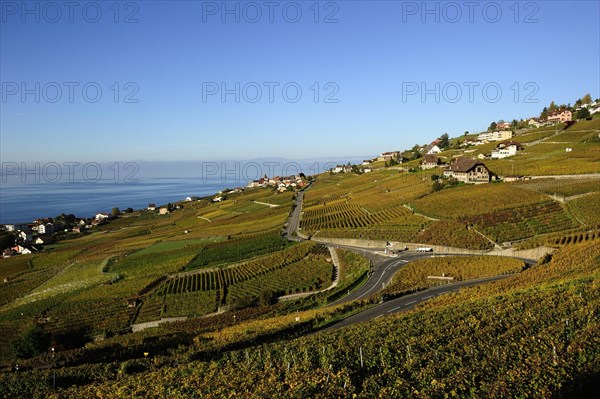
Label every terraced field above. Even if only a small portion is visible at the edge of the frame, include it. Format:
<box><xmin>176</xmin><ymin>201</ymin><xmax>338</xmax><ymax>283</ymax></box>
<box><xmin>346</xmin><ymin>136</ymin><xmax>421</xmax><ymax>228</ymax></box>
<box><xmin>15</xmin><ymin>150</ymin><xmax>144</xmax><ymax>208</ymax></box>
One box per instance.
<box><xmin>461</xmin><ymin>200</ymin><xmax>579</xmax><ymax>243</ymax></box>
<box><xmin>9</xmin><ymin>240</ymin><xmax>597</xmax><ymax>399</ymax></box>
<box><xmin>145</xmin><ymin>242</ymin><xmax>333</xmax><ymax>316</ymax></box>
<box><xmin>515</xmin><ymin>178</ymin><xmax>600</xmax><ymax>197</ymax></box>
<box><xmin>0</xmin><ymin>186</ymin><xmax>303</xmax><ymax>362</ymax></box>
<box><xmin>302</xmin><ymin>170</ymin><xmax>433</xmax><ymax>241</ymax></box>
<box><xmin>567</xmin><ymin>193</ymin><xmax>600</xmax><ymax>227</ymax></box>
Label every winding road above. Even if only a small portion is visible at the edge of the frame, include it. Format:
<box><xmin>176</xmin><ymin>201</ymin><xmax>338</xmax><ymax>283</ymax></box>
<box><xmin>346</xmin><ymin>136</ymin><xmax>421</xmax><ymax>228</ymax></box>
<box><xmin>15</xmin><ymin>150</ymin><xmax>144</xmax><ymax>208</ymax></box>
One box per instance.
<box><xmin>321</xmin><ymin>275</ymin><xmax>511</xmax><ymax>332</ymax></box>
<box><xmin>283</xmin><ymin>186</ymin><xmax>538</xmax><ymax>330</ymax></box>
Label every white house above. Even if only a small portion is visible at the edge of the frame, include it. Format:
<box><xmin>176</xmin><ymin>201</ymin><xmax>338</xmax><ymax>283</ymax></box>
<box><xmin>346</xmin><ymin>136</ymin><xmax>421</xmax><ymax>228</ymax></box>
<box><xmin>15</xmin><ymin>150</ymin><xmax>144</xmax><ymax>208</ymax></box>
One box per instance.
<box><xmin>491</xmin><ymin>146</ymin><xmax>518</xmax><ymax>159</ymax></box>
<box><xmin>18</xmin><ymin>231</ymin><xmax>33</xmax><ymax>242</ymax></box>
<box><xmin>491</xmin><ymin>141</ymin><xmax>523</xmax><ymax>159</ymax></box>
<box><xmin>5</xmin><ymin>223</ymin><xmax>29</xmax><ymax>232</ymax></box>
<box><xmin>35</xmin><ymin>235</ymin><xmax>55</xmax><ymax>245</ymax></box>
<box><xmin>95</xmin><ymin>213</ymin><xmax>110</xmax><ymax>221</ymax></box>
<box><xmin>38</xmin><ymin>223</ymin><xmax>55</xmax><ymax>235</ymax></box>
<box><xmin>185</xmin><ymin>196</ymin><xmax>199</xmax><ymax>202</ymax></box>
<box><xmin>330</xmin><ymin>165</ymin><xmax>354</xmax><ymax>173</ymax></box>
<box><xmin>213</xmin><ymin>196</ymin><xmax>223</xmax><ymax>202</ymax></box>
<box><xmin>424</xmin><ymin>144</ymin><xmax>441</xmax><ymax>155</ymax></box>
<box><xmin>12</xmin><ymin>245</ymin><xmax>33</xmax><ymax>255</ymax></box>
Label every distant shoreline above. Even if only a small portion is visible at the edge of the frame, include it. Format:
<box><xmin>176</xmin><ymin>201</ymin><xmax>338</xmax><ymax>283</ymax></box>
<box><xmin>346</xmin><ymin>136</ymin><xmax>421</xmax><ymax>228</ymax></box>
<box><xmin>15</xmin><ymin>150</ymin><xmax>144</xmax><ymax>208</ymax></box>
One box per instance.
<box><xmin>0</xmin><ymin>178</ymin><xmax>228</xmax><ymax>224</ymax></box>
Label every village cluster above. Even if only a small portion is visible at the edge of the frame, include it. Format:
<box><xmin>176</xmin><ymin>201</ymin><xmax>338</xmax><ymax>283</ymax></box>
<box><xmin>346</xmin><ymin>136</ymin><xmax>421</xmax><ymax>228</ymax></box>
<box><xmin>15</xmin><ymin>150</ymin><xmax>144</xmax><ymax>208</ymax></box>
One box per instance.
<box><xmin>331</xmin><ymin>102</ymin><xmax>598</xmax><ymax>184</ymax></box>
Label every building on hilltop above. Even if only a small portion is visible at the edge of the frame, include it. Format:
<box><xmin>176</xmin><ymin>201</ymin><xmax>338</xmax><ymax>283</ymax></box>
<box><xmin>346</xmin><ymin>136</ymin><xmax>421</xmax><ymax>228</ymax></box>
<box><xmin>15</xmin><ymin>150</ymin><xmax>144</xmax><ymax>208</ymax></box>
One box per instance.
<box><xmin>478</xmin><ymin>130</ymin><xmax>513</xmax><ymax>142</ymax></box>
<box><xmin>331</xmin><ymin>165</ymin><xmax>352</xmax><ymax>174</ymax></box>
<box><xmin>546</xmin><ymin>109</ymin><xmax>572</xmax><ymax>124</ymax></box>
<box><xmin>443</xmin><ymin>157</ymin><xmax>493</xmax><ymax>184</ymax></box>
<box><xmin>423</xmin><ymin>144</ymin><xmax>441</xmax><ymax>155</ymax></box>
<box><xmin>377</xmin><ymin>151</ymin><xmax>402</xmax><ymax>162</ymax></box>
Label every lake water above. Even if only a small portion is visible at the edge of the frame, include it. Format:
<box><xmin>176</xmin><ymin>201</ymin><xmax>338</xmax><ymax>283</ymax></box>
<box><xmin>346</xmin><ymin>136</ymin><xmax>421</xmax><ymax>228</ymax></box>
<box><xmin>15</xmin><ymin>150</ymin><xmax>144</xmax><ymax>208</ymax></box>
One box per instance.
<box><xmin>0</xmin><ymin>178</ymin><xmax>226</xmax><ymax>224</ymax></box>
<box><xmin>0</xmin><ymin>158</ymin><xmax>365</xmax><ymax>224</ymax></box>
<box><xmin>0</xmin><ymin>157</ymin><xmax>364</xmax><ymax>224</ymax></box>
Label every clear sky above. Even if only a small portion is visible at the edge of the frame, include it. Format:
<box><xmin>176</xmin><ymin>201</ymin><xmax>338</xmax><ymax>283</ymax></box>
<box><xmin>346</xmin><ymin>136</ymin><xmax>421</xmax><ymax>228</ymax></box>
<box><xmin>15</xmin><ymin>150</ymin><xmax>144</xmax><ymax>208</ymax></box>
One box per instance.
<box><xmin>1</xmin><ymin>0</ymin><xmax>599</xmax><ymax>163</ymax></box>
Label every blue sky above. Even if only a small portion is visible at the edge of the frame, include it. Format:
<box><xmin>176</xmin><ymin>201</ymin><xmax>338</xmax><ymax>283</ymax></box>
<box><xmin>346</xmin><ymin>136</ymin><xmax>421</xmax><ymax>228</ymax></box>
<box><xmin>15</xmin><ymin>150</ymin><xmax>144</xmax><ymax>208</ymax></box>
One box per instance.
<box><xmin>1</xmin><ymin>0</ymin><xmax>599</xmax><ymax>163</ymax></box>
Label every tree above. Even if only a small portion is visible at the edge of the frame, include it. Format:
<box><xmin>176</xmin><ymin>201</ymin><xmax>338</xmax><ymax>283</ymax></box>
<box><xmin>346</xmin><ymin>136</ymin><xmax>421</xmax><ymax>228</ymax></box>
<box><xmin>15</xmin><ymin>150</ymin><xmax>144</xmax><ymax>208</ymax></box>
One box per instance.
<box><xmin>438</xmin><ymin>133</ymin><xmax>449</xmax><ymax>148</ymax></box>
<box><xmin>576</xmin><ymin>107</ymin><xmax>591</xmax><ymax>119</ymax></box>
<box><xmin>549</xmin><ymin>101</ymin><xmax>558</xmax><ymax>111</ymax></box>
<box><xmin>111</xmin><ymin>207</ymin><xmax>120</xmax><ymax>217</ymax></box>
<box><xmin>56</xmin><ymin>213</ymin><xmax>76</xmax><ymax>224</ymax></box>
<box><xmin>0</xmin><ymin>232</ymin><xmax>16</xmax><ymax>250</ymax></box>
<box><xmin>582</xmin><ymin>93</ymin><xmax>593</xmax><ymax>104</ymax></box>
<box><xmin>488</xmin><ymin>122</ymin><xmax>497</xmax><ymax>132</ymax></box>
<box><xmin>463</xmin><ymin>131</ymin><xmax>469</xmax><ymax>136</ymax></box>
<box><xmin>540</xmin><ymin>107</ymin><xmax>548</xmax><ymax>120</ymax></box>
<box><xmin>432</xmin><ymin>181</ymin><xmax>445</xmax><ymax>192</ymax></box>
<box><xmin>511</xmin><ymin>119</ymin><xmax>518</xmax><ymax>127</ymax></box>
<box><xmin>409</xmin><ymin>145</ymin><xmax>422</xmax><ymax>160</ymax></box>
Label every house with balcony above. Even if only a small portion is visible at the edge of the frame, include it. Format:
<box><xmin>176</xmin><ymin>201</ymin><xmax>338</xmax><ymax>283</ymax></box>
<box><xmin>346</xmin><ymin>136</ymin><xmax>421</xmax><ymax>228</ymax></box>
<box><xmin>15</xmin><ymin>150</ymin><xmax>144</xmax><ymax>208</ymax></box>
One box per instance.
<box><xmin>478</xmin><ymin>131</ymin><xmax>513</xmax><ymax>142</ymax></box>
<box><xmin>547</xmin><ymin>109</ymin><xmax>572</xmax><ymax>124</ymax></box>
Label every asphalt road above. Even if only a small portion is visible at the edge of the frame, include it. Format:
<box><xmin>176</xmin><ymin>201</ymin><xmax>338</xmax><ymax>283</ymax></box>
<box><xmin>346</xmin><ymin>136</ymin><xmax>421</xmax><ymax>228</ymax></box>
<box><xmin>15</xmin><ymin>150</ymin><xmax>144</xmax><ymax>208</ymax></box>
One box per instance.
<box><xmin>321</xmin><ymin>274</ymin><xmax>511</xmax><ymax>332</ymax></box>
<box><xmin>283</xmin><ymin>190</ymin><xmax>305</xmax><ymax>241</ymax></box>
<box><xmin>326</xmin><ymin>244</ymin><xmax>536</xmax><ymax>306</ymax></box>
<box><xmin>283</xmin><ymin>186</ymin><xmax>537</xmax><ymax>334</ymax></box>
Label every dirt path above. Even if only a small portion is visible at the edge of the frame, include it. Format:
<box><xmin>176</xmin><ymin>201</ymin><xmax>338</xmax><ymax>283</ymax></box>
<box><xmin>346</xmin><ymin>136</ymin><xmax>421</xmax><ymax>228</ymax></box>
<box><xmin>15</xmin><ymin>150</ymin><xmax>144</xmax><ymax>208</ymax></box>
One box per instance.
<box><xmin>131</xmin><ymin>317</ymin><xmax>187</xmax><ymax>332</ymax></box>
<box><xmin>402</xmin><ymin>204</ymin><xmax>439</xmax><ymax>221</ymax></box>
<box><xmin>469</xmin><ymin>226</ymin><xmax>500</xmax><ymax>248</ymax></box>
<box><xmin>253</xmin><ymin>201</ymin><xmax>281</xmax><ymax>208</ymax></box>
